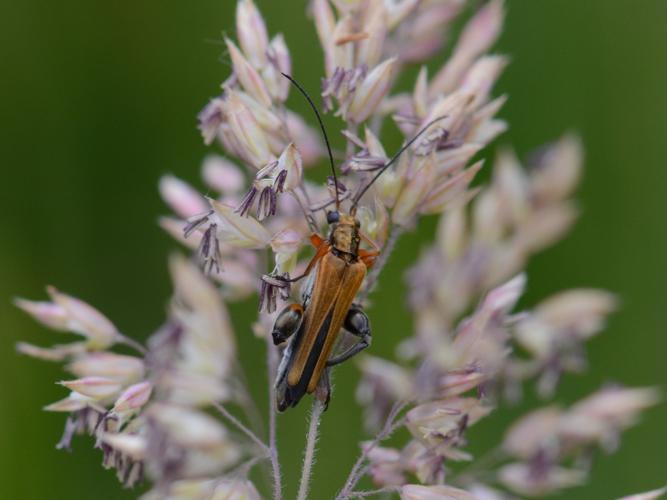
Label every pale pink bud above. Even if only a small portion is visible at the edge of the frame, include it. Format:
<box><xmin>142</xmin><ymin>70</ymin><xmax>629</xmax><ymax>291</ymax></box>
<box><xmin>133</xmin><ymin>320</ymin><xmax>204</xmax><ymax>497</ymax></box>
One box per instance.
<box><xmin>364</xmin><ymin>126</ymin><xmax>387</xmax><ymax>158</ymax></box>
<box><xmin>60</xmin><ymin>376</ymin><xmax>122</xmax><ymax>400</ymax></box>
<box><xmin>420</xmin><ymin>161</ymin><xmax>482</xmax><ymax>214</ymax></box>
<box><xmin>234</xmin><ymin>90</ymin><xmax>283</xmax><ymax>133</ymax></box>
<box><xmin>169</xmin><ymin>253</ymin><xmax>236</xmax><ymax>370</ymax></box>
<box><xmin>435</xmin><ymin>143</ymin><xmax>483</xmax><ymax>176</ymax></box>
<box><xmin>460</xmin><ymin>55</ymin><xmax>508</xmax><ymax>107</ymax></box>
<box><xmin>224</xmin><ymin>91</ymin><xmax>272</xmax><ymax>168</ymax></box>
<box><xmin>148</xmin><ymin>403</ymin><xmax>228</xmax><ymax>449</ymax></box>
<box><xmin>437</xmin><ymin>205</ymin><xmax>468</xmax><ymax>261</ymax></box>
<box><xmin>44</xmin><ymin>392</ymin><xmax>94</xmax><ymax>412</ymax></box>
<box><xmin>517</xmin><ymin>203</ymin><xmax>579</xmax><ymax>253</ymax></box>
<box><xmin>347</xmin><ymin>58</ymin><xmax>397</xmax><ymax>123</ymax></box>
<box><xmin>159</xmin><ymin>216</ymin><xmax>200</xmax><ymax>250</ymax></box>
<box><xmin>401</xmin><ymin>484</ymin><xmax>475</xmax><ymax>500</ymax></box>
<box><xmin>495</xmin><ymin>148</ymin><xmax>530</xmax><ymax>224</ymax></box>
<box><xmin>277</xmin><ymin>143</ymin><xmax>303</xmax><ymax>191</ymax></box>
<box><xmin>364</xmin><ymin>444</ymin><xmax>405</xmax><ymax>487</ymax></box>
<box><xmin>386</xmin><ymin>0</ymin><xmax>421</xmax><ymax>30</ymax></box>
<box><xmin>472</xmin><ymin>188</ymin><xmax>503</xmax><ymax>243</ymax></box>
<box><xmin>47</xmin><ymin>287</ymin><xmax>118</xmax><ymax>349</ymax></box>
<box><xmin>210</xmin><ymin>198</ymin><xmax>271</xmax><ymax>248</ymax></box>
<box><xmin>357</xmin><ymin>356</ymin><xmax>413</xmax><ymax>401</ymax></box>
<box><xmin>457</xmin><ymin>0</ymin><xmax>504</xmax><ymax>62</ymax></box>
<box><xmin>561</xmin><ymin>386</ymin><xmax>660</xmax><ymax>445</ymax></box>
<box><xmin>535</xmin><ymin>289</ymin><xmax>617</xmax><ymax>339</ymax></box>
<box><xmin>332</xmin><ymin>0</ymin><xmax>365</xmax><ymax>11</ymax></box>
<box><xmin>235</xmin><ymin>0</ymin><xmax>269</xmax><ymax>66</ymax></box>
<box><xmin>413</xmin><ymin>66</ymin><xmax>429</xmax><ymax>118</ymax></box>
<box><xmin>392</xmin><ymin>156</ymin><xmax>436</xmax><ymax>226</ymax></box>
<box><xmin>213</xmin><ymin>258</ymin><xmax>257</xmax><ymax>300</ymax></box>
<box><xmin>437</xmin><ymin>368</ymin><xmax>486</xmax><ymax>398</ymax></box>
<box><xmin>271</xmin><ymin>227</ymin><xmax>304</xmax><ymax>273</ymax></box>
<box><xmin>202</xmin><ymin>155</ymin><xmax>246</xmax><ymax>194</ymax></box>
<box><xmin>355</xmin><ymin>201</ymin><xmax>386</xmax><ymax>247</ymax></box>
<box><xmin>100</xmin><ymin>432</ymin><xmax>146</xmax><ymax>461</ymax></box>
<box><xmin>502</xmin><ymin>406</ymin><xmax>563</xmax><ymax>459</ymax></box>
<box><xmin>265</xmin><ymin>34</ymin><xmax>292</xmax><ymax>101</ymax></box>
<box><xmin>67</xmin><ymin>352</ymin><xmax>144</xmax><ymax>383</ymax></box>
<box><xmin>357</xmin><ymin>1</ymin><xmax>387</xmax><ymax>68</ymax></box>
<box><xmin>332</xmin><ymin>16</ymin><xmax>356</xmax><ymax>69</ymax></box>
<box><xmin>14</xmin><ymin>298</ymin><xmax>68</xmax><ymax>331</ymax></box>
<box><xmin>481</xmin><ymin>273</ymin><xmax>526</xmax><ymax>317</ymax></box>
<box><xmin>226</xmin><ymin>38</ymin><xmax>272</xmax><ymax>108</ymax></box>
<box><xmin>285</xmin><ymin>111</ymin><xmax>323</xmax><ymax>166</ymax></box>
<box><xmin>159</xmin><ymin>175</ymin><xmax>208</xmax><ymax>219</ymax></box>
<box><xmin>406</xmin><ymin>398</ymin><xmax>491</xmax><ymax>446</ymax></box>
<box><xmin>311</xmin><ymin>0</ymin><xmax>336</xmax><ymax>75</ymax></box>
<box><xmin>212</xmin><ymin>479</ymin><xmax>262</xmax><ymax>500</ymax></box>
<box><xmin>198</xmin><ymin>97</ymin><xmax>224</xmax><ymax>145</ymax></box>
<box><xmin>618</xmin><ymin>486</ymin><xmax>667</xmax><ymax>500</ymax></box>
<box><xmin>429</xmin><ymin>0</ymin><xmax>504</xmax><ymax>96</ymax></box>
<box><xmin>113</xmin><ymin>381</ymin><xmax>152</xmax><ymax>413</ymax></box>
<box><xmin>16</xmin><ymin>341</ymin><xmax>86</xmax><ymax>361</ymax></box>
<box><xmin>499</xmin><ymin>463</ymin><xmax>585</xmax><ymax>497</ymax></box>
<box><xmin>530</xmin><ymin>134</ymin><xmax>583</xmax><ymax>203</ymax></box>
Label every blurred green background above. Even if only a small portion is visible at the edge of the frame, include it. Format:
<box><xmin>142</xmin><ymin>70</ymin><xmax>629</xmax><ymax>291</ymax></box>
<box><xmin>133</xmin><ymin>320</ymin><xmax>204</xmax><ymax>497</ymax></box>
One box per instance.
<box><xmin>1</xmin><ymin>0</ymin><xmax>665</xmax><ymax>498</ymax></box>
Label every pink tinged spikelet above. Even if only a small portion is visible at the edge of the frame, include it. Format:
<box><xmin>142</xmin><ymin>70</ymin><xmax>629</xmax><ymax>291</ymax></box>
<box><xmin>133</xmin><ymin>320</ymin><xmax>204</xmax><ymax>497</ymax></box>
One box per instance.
<box><xmin>59</xmin><ymin>376</ymin><xmax>123</xmax><ymax>400</ymax></box>
<box><xmin>271</xmin><ymin>227</ymin><xmax>304</xmax><ymax>273</ymax></box>
<box><xmin>100</xmin><ymin>432</ymin><xmax>147</xmax><ymax>461</ymax></box>
<box><xmin>498</xmin><ymin>463</ymin><xmax>585</xmax><ymax>497</ymax></box>
<box><xmin>209</xmin><ymin>198</ymin><xmax>271</xmax><ymax>249</ymax></box>
<box><xmin>14</xmin><ymin>298</ymin><xmax>69</xmax><ymax>331</ymax></box>
<box><xmin>235</xmin><ymin>0</ymin><xmax>269</xmax><ymax>67</ymax></box>
<box><xmin>16</xmin><ymin>341</ymin><xmax>87</xmax><ymax>361</ymax></box>
<box><xmin>223</xmin><ymin>91</ymin><xmax>272</xmax><ymax>168</ymax></box>
<box><xmin>392</xmin><ymin>155</ymin><xmax>436</xmax><ymax>226</ymax></box>
<box><xmin>429</xmin><ymin>0</ymin><xmax>505</xmax><ymax>97</ymax></box>
<box><xmin>66</xmin><ymin>353</ymin><xmax>144</xmax><ymax>383</ymax></box>
<box><xmin>277</xmin><ymin>143</ymin><xmax>303</xmax><ymax>191</ymax></box>
<box><xmin>619</xmin><ymin>487</ymin><xmax>667</xmax><ymax>500</ymax></box>
<box><xmin>159</xmin><ymin>175</ymin><xmax>209</xmax><ymax>219</ymax></box>
<box><xmin>347</xmin><ymin>58</ymin><xmax>397</xmax><ymax>122</ymax></box>
<box><xmin>201</xmin><ymin>155</ymin><xmax>246</xmax><ymax>194</ymax></box>
<box><xmin>265</xmin><ymin>34</ymin><xmax>292</xmax><ymax>101</ymax></box>
<box><xmin>401</xmin><ymin>484</ymin><xmax>475</xmax><ymax>500</ymax></box>
<box><xmin>356</xmin><ymin>0</ymin><xmax>387</xmax><ymax>68</ymax></box>
<box><xmin>44</xmin><ymin>392</ymin><xmax>96</xmax><ymax>412</ymax></box>
<box><xmin>112</xmin><ymin>381</ymin><xmax>152</xmax><ymax>414</ymax></box>
<box><xmin>49</xmin><ymin>287</ymin><xmax>118</xmax><ymax>347</ymax></box>
<box><xmin>285</xmin><ymin>110</ymin><xmax>323</xmax><ymax>166</ymax></box>
<box><xmin>226</xmin><ymin>38</ymin><xmax>272</xmax><ymax>108</ymax></box>
<box><xmin>198</xmin><ymin>97</ymin><xmax>224</xmax><ymax>145</ymax></box>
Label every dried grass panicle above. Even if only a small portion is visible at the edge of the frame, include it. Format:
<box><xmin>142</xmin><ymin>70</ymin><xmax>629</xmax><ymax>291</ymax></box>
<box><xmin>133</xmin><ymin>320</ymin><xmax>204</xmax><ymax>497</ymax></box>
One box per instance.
<box><xmin>15</xmin><ymin>1</ymin><xmax>660</xmax><ymax>499</ymax></box>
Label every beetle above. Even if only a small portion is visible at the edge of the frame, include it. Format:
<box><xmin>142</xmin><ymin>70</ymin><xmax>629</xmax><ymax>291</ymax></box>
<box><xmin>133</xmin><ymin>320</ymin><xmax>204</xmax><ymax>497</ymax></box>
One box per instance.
<box><xmin>270</xmin><ymin>74</ymin><xmax>444</xmax><ymax>411</ymax></box>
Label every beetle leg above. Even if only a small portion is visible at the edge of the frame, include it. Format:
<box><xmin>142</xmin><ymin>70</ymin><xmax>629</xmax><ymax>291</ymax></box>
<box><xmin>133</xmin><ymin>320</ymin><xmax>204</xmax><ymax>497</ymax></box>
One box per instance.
<box><xmin>359</xmin><ymin>248</ymin><xmax>380</xmax><ymax>268</ymax></box>
<box><xmin>358</xmin><ymin>230</ymin><xmax>380</xmax><ymax>268</ymax></box>
<box><xmin>315</xmin><ymin>367</ymin><xmax>331</xmax><ymax>410</ymax></box>
<box><xmin>326</xmin><ymin>306</ymin><xmax>372</xmax><ymax>367</ymax></box>
<box><xmin>359</xmin><ymin>230</ymin><xmax>381</xmax><ymax>253</ymax></box>
<box><xmin>279</xmin><ymin>236</ymin><xmax>330</xmax><ymax>284</ymax></box>
<box><xmin>271</xmin><ymin>303</ymin><xmax>304</xmax><ymax>345</ymax></box>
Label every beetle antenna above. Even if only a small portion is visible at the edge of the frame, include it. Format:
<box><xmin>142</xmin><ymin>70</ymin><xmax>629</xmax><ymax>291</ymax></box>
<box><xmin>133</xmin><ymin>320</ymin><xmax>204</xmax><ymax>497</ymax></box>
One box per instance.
<box><xmin>352</xmin><ymin>116</ymin><xmax>449</xmax><ymax>208</ymax></box>
<box><xmin>281</xmin><ymin>73</ymin><xmax>340</xmax><ymax>210</ymax></box>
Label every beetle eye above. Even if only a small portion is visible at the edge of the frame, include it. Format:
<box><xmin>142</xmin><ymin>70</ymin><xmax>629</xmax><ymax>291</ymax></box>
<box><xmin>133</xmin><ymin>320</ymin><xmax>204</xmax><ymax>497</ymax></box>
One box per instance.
<box><xmin>326</xmin><ymin>210</ymin><xmax>340</xmax><ymax>224</ymax></box>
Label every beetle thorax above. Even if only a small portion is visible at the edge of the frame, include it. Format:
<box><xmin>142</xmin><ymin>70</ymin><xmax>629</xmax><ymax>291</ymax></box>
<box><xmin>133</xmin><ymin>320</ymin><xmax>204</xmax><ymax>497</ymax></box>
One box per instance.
<box><xmin>330</xmin><ymin>213</ymin><xmax>360</xmax><ymax>258</ymax></box>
